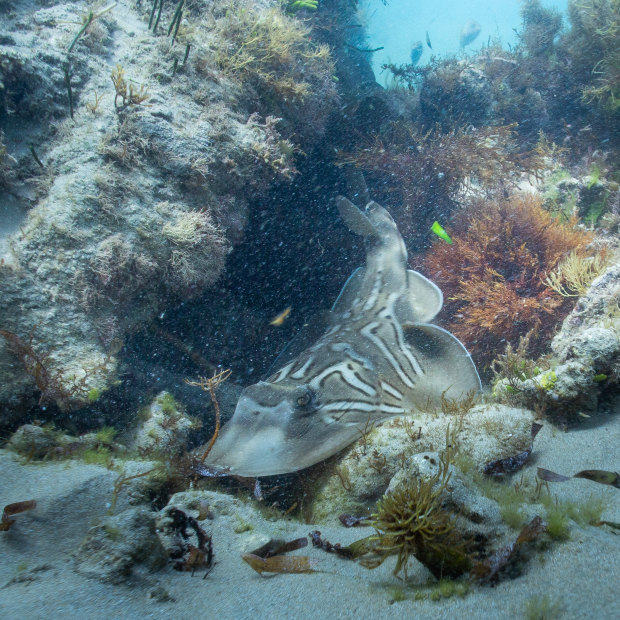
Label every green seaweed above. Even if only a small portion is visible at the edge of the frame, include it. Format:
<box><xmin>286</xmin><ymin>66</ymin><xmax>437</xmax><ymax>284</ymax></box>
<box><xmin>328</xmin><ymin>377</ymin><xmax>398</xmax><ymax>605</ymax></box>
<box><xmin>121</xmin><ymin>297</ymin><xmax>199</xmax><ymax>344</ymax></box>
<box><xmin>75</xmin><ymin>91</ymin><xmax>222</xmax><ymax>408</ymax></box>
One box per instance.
<box><xmin>87</xmin><ymin>387</ymin><xmax>102</xmax><ymax>403</ymax></box>
<box><xmin>157</xmin><ymin>392</ymin><xmax>180</xmax><ymax>416</ymax></box>
<box><xmin>524</xmin><ymin>594</ymin><xmax>563</xmax><ymax>620</ymax></box>
<box><xmin>81</xmin><ymin>446</ymin><xmax>112</xmax><ymax>467</ymax></box>
<box><xmin>358</xmin><ymin>454</ymin><xmax>471</xmax><ymax>580</ymax></box>
<box><xmin>542</xmin><ymin>503</ymin><xmax>571</xmax><ymax>540</ymax></box>
<box><xmin>537</xmin><ymin>370</ymin><xmax>557</xmax><ymax>392</ymax></box>
<box><xmin>94</xmin><ymin>426</ymin><xmax>116</xmax><ymax>445</ymax></box>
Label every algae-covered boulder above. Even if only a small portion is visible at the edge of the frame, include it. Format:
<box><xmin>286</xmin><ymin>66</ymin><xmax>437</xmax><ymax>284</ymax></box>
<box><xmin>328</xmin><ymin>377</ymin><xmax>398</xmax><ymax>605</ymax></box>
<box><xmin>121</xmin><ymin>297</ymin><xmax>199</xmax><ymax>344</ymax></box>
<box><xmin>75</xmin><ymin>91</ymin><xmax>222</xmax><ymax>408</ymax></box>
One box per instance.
<box><xmin>0</xmin><ymin>0</ymin><xmax>337</xmax><ymax>422</ymax></box>
<box><xmin>132</xmin><ymin>392</ymin><xmax>196</xmax><ymax>457</ymax></box>
<box><xmin>75</xmin><ymin>507</ymin><xmax>167</xmax><ymax>583</ymax></box>
<box><xmin>494</xmin><ymin>261</ymin><xmax>620</xmax><ymax>421</ymax></box>
<box><xmin>309</xmin><ymin>404</ymin><xmax>535</xmax><ymax>523</ymax></box>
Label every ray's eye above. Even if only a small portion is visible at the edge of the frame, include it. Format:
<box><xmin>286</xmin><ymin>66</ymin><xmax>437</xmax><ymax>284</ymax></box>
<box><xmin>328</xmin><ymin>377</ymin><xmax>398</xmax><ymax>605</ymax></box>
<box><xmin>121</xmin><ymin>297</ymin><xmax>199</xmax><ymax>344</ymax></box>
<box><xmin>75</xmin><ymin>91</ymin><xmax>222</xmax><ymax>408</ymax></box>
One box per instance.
<box><xmin>295</xmin><ymin>387</ymin><xmax>316</xmax><ymax>409</ymax></box>
<box><xmin>297</xmin><ymin>393</ymin><xmax>311</xmax><ymax>407</ymax></box>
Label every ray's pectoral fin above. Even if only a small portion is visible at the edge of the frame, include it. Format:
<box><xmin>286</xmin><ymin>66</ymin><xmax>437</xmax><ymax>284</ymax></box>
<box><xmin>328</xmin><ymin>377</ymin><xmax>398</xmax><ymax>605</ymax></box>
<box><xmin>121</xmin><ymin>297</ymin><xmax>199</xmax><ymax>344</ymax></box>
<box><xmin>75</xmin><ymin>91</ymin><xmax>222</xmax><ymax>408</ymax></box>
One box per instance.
<box><xmin>331</xmin><ymin>267</ymin><xmax>365</xmax><ymax>313</ymax></box>
<box><xmin>402</xmin><ymin>323</ymin><xmax>482</xmax><ymax>409</ymax></box>
<box><xmin>394</xmin><ymin>270</ymin><xmax>444</xmax><ymax>324</ymax></box>
<box><xmin>264</xmin><ymin>310</ymin><xmax>333</xmax><ymax>380</ymax></box>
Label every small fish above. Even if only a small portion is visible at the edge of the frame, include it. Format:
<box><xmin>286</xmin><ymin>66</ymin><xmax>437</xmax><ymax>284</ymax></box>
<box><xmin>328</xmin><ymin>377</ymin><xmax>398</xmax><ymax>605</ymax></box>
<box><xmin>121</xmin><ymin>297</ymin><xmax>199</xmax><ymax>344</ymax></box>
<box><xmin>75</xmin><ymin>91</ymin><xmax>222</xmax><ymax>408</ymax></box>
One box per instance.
<box><xmin>460</xmin><ymin>20</ymin><xmax>481</xmax><ymax>48</ymax></box>
<box><xmin>431</xmin><ymin>220</ymin><xmax>453</xmax><ymax>244</ymax></box>
<box><xmin>425</xmin><ymin>31</ymin><xmax>432</xmax><ymax>49</ymax></box>
<box><xmin>574</xmin><ymin>469</ymin><xmax>620</xmax><ymax>488</ymax></box>
<box><xmin>249</xmin><ymin>537</ymin><xmax>308</xmax><ymax>559</ymax></box>
<box><xmin>270</xmin><ymin>306</ymin><xmax>291</xmax><ymax>326</ymax></box>
<box><xmin>538</xmin><ymin>467</ymin><xmax>620</xmax><ymax>488</ymax></box>
<box><xmin>537</xmin><ymin>467</ymin><xmax>571</xmax><ymax>483</ymax></box>
<box><xmin>410</xmin><ymin>40</ymin><xmax>424</xmax><ymax>66</ymax></box>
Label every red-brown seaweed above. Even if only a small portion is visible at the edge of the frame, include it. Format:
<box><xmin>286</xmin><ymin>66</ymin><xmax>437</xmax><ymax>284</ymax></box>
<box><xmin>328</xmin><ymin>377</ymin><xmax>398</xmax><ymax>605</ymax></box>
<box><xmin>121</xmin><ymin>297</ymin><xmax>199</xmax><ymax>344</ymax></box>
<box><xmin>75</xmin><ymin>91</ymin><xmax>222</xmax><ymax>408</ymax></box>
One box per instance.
<box><xmin>483</xmin><ymin>423</ymin><xmax>543</xmax><ymax>476</ymax></box>
<box><xmin>309</xmin><ymin>530</ymin><xmax>354</xmax><ymax>558</ymax></box>
<box><xmin>0</xmin><ymin>499</ymin><xmax>37</xmax><ymax>531</ymax></box>
<box><xmin>241</xmin><ymin>553</ymin><xmax>316</xmax><ymax>576</ymax></box>
<box><xmin>339</xmin><ymin>514</ymin><xmax>371</xmax><ymax>528</ymax></box>
<box><xmin>471</xmin><ymin>515</ymin><xmax>547</xmax><ymax>584</ymax></box>
<box><xmin>168</xmin><ymin>508</ymin><xmax>214</xmax><ymax>575</ymax></box>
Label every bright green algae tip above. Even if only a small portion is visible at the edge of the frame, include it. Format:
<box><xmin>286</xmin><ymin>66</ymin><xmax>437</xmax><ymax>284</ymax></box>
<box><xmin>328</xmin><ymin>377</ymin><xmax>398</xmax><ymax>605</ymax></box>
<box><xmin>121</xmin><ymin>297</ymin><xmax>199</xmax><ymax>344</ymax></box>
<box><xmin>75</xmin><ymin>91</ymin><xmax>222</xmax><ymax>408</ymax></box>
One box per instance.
<box><xmin>431</xmin><ymin>221</ymin><xmax>453</xmax><ymax>244</ymax></box>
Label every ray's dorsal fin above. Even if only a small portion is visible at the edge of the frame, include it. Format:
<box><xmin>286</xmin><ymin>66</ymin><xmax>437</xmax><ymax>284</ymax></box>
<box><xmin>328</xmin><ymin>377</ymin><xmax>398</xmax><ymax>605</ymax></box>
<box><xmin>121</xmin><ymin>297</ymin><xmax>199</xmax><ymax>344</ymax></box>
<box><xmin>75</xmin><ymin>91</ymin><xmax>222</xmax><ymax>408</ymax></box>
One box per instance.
<box><xmin>394</xmin><ymin>270</ymin><xmax>444</xmax><ymax>324</ymax></box>
<box><xmin>331</xmin><ymin>267</ymin><xmax>365</xmax><ymax>314</ymax></box>
<box><xmin>336</xmin><ymin>196</ymin><xmax>376</xmax><ymax>238</ymax></box>
<box><xmin>263</xmin><ymin>311</ymin><xmax>333</xmax><ymax>380</ymax></box>
<box><xmin>401</xmin><ymin>323</ymin><xmax>482</xmax><ymax>409</ymax></box>
<box><xmin>345</xmin><ymin>168</ymin><xmax>371</xmax><ymax>206</ymax></box>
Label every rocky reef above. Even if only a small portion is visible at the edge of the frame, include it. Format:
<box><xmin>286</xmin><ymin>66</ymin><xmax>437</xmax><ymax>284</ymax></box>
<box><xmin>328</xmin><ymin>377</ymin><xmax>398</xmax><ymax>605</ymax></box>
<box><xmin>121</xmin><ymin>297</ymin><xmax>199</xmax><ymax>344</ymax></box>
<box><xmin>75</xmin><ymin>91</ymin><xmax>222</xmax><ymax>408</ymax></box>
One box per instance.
<box><xmin>0</xmin><ymin>0</ymin><xmax>337</xmax><ymax>422</ymax></box>
<box><xmin>1</xmin><ymin>1</ymin><xmax>620</xmax><ymax>614</ymax></box>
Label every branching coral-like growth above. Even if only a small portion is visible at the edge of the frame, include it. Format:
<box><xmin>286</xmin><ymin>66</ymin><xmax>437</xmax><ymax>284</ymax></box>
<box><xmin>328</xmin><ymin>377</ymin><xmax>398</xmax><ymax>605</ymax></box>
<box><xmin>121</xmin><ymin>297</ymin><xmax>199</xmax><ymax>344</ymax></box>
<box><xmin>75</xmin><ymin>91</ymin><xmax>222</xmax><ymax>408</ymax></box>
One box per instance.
<box><xmin>491</xmin><ymin>331</ymin><xmax>550</xmax><ymax>393</ymax></box>
<box><xmin>544</xmin><ymin>249</ymin><xmax>611</xmax><ymax>297</ymax></box>
<box><xmin>111</xmin><ymin>65</ymin><xmax>149</xmax><ymax>110</ymax></box>
<box><xmin>422</xmin><ymin>193</ymin><xmax>593</xmax><ymax>367</ymax></box>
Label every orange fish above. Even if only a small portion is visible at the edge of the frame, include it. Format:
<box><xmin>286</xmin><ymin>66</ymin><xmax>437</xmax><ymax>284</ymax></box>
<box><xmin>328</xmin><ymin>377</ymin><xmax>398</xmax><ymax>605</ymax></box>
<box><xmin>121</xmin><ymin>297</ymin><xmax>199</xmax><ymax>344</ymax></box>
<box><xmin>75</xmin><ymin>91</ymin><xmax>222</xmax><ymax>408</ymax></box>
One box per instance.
<box><xmin>270</xmin><ymin>306</ymin><xmax>291</xmax><ymax>326</ymax></box>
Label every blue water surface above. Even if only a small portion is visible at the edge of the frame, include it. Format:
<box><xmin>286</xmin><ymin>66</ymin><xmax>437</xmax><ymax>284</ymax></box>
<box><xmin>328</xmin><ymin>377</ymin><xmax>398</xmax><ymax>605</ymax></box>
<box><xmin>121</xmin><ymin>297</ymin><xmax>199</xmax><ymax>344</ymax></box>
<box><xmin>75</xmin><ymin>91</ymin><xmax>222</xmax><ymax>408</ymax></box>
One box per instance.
<box><xmin>364</xmin><ymin>0</ymin><xmax>569</xmax><ymax>77</ymax></box>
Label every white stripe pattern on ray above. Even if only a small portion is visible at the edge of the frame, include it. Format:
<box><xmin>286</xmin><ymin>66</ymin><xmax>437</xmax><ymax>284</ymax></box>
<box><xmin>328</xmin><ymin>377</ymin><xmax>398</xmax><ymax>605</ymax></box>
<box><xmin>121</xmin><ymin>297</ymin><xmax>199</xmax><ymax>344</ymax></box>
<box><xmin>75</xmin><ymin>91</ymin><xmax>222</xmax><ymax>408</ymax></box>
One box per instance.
<box><xmin>309</xmin><ymin>361</ymin><xmax>377</xmax><ymax>397</ymax></box>
<box><xmin>290</xmin><ymin>356</ymin><xmax>315</xmax><ymax>379</ymax></box>
<box><xmin>376</xmin><ymin>297</ymin><xmax>424</xmax><ymax>377</ymax></box>
<box><xmin>361</xmin><ymin>321</ymin><xmax>415</xmax><ymax>389</ymax></box>
<box><xmin>379</xmin><ymin>379</ymin><xmax>404</xmax><ymax>400</ymax></box>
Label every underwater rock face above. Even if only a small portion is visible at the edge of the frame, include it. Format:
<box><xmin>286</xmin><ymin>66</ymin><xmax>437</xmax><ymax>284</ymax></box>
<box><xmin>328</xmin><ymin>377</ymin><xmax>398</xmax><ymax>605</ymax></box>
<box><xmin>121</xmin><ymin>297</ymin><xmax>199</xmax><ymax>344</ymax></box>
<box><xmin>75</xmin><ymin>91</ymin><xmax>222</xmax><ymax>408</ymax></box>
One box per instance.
<box><xmin>496</xmin><ymin>261</ymin><xmax>620</xmax><ymax>420</ymax></box>
<box><xmin>0</xmin><ymin>0</ymin><xmax>336</xmax><ymax>420</ymax></box>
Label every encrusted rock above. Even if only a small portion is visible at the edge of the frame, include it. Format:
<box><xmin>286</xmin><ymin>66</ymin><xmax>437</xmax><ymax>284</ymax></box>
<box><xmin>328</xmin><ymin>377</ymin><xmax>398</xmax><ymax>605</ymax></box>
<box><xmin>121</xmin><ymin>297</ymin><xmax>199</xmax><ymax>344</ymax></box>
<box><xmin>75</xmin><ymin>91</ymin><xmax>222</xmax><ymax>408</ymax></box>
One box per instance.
<box><xmin>75</xmin><ymin>507</ymin><xmax>167</xmax><ymax>584</ymax></box>
<box><xmin>309</xmin><ymin>404</ymin><xmax>535</xmax><ymax>524</ymax></box>
<box><xmin>6</xmin><ymin>424</ymin><xmax>74</xmax><ymax>458</ymax></box>
<box><xmin>132</xmin><ymin>392</ymin><xmax>195</xmax><ymax>456</ymax></box>
<box><xmin>0</xmin><ymin>0</ymin><xmax>337</xmax><ymax>421</ymax></box>
<box><xmin>495</xmin><ymin>261</ymin><xmax>620</xmax><ymax>420</ymax></box>
<box><xmin>156</xmin><ymin>489</ymin><xmax>271</xmax><ymax>560</ymax></box>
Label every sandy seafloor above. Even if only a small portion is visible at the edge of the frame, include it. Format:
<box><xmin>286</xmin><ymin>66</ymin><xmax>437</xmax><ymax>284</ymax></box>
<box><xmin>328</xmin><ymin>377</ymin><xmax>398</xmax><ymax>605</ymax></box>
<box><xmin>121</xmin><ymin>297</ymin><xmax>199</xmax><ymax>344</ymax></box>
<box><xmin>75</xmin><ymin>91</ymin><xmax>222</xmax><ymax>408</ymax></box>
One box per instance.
<box><xmin>1</xmin><ymin>407</ymin><xmax>618</xmax><ymax>620</ymax></box>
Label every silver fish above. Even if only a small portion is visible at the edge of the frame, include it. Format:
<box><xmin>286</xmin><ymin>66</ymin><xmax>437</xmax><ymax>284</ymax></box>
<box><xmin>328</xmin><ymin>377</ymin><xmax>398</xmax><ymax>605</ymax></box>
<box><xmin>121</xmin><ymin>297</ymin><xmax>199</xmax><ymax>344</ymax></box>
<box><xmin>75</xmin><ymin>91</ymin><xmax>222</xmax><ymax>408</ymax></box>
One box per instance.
<box><xmin>205</xmin><ymin>197</ymin><xmax>481</xmax><ymax>476</ymax></box>
<box><xmin>460</xmin><ymin>20</ymin><xmax>481</xmax><ymax>48</ymax></box>
<box><xmin>410</xmin><ymin>40</ymin><xmax>424</xmax><ymax>66</ymax></box>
